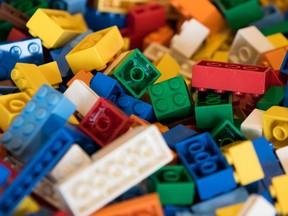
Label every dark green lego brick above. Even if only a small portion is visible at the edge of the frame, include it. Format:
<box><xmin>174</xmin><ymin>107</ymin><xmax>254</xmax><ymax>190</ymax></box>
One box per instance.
<box><xmin>195</xmin><ymin>91</ymin><xmax>233</xmax><ymax>129</ymax></box>
<box><xmin>6</xmin><ymin>0</ymin><xmax>48</xmax><ymax>17</ymax></box>
<box><xmin>256</xmin><ymin>86</ymin><xmax>285</xmax><ymax>111</ymax></box>
<box><xmin>211</xmin><ymin>119</ymin><xmax>246</xmax><ymax>147</ymax></box>
<box><xmin>261</xmin><ymin>21</ymin><xmax>288</xmax><ymax>36</ymax></box>
<box><xmin>148</xmin><ymin>75</ymin><xmax>193</xmax><ymax>124</ymax></box>
<box><xmin>0</xmin><ymin>19</ymin><xmax>13</xmax><ymax>42</ymax></box>
<box><xmin>148</xmin><ymin>165</ymin><xmax>195</xmax><ymax>205</ymax></box>
<box><xmin>213</xmin><ymin>0</ymin><xmax>263</xmax><ymax>30</ymax></box>
<box><xmin>233</xmin><ymin>118</ymin><xmax>244</xmax><ymax>131</ymax></box>
<box><xmin>111</xmin><ymin>49</ymin><xmax>161</xmax><ymax>99</ymax></box>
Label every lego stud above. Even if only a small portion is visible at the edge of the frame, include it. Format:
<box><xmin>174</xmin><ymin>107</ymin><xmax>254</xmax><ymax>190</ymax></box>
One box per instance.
<box><xmin>155</xmin><ymin>99</ymin><xmax>168</xmax><ymax>111</ymax></box>
<box><xmin>173</xmin><ymin>93</ymin><xmax>185</xmax><ymax>106</ymax></box>
<box><xmin>200</xmin><ymin>161</ymin><xmax>217</xmax><ymax>175</ymax></box>
<box><xmin>9</xmin><ymin>100</ymin><xmax>26</xmax><ymax>112</ymax></box>
<box><xmin>194</xmin><ymin>152</ymin><xmax>211</xmax><ymax>163</ymax></box>
<box><xmin>96</xmin><ymin>116</ymin><xmax>110</xmax><ymax>131</ymax></box>
<box><xmin>273</xmin><ymin>122</ymin><xmax>288</xmax><ymax>141</ymax></box>
<box><xmin>162</xmin><ymin>170</ymin><xmax>180</xmax><ymax>182</ymax></box>
<box><xmin>10</xmin><ymin>46</ymin><xmax>22</xmax><ymax>58</ymax></box>
<box><xmin>130</xmin><ymin>67</ymin><xmax>145</xmax><ymax>82</ymax></box>
<box><xmin>11</xmin><ymin>69</ymin><xmax>21</xmax><ymax>81</ymax></box>
<box><xmin>187</xmin><ymin>142</ymin><xmax>205</xmax><ymax>156</ymax></box>
<box><xmin>219</xmin><ymin>137</ymin><xmax>234</xmax><ymax>147</ymax></box>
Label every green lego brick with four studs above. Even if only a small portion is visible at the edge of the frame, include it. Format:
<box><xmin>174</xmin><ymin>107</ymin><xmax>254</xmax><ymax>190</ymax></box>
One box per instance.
<box><xmin>256</xmin><ymin>86</ymin><xmax>285</xmax><ymax>111</ymax></box>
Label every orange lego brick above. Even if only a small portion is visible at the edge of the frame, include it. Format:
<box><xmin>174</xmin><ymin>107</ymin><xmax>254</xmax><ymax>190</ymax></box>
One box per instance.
<box><xmin>67</xmin><ymin>70</ymin><xmax>94</xmax><ymax>87</ymax></box>
<box><xmin>130</xmin><ymin>114</ymin><xmax>151</xmax><ymax>128</ymax></box>
<box><xmin>154</xmin><ymin>122</ymin><xmax>169</xmax><ymax>133</ymax></box>
<box><xmin>263</xmin><ymin>47</ymin><xmax>287</xmax><ymax>70</ymax></box>
<box><xmin>143</xmin><ymin>25</ymin><xmax>174</xmax><ymax>49</ymax></box>
<box><xmin>91</xmin><ymin>193</ymin><xmax>164</xmax><ymax>216</ymax></box>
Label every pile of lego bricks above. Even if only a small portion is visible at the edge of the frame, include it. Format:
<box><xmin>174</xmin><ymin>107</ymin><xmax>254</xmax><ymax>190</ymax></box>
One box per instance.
<box><xmin>0</xmin><ymin>0</ymin><xmax>288</xmax><ymax>215</ymax></box>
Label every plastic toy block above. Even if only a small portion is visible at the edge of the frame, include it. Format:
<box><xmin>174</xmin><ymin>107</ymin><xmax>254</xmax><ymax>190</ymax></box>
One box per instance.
<box><xmin>266</xmin><ymin>33</ymin><xmax>288</xmax><ymax>49</ymax></box>
<box><xmin>212</xmin><ymin>51</ymin><xmax>229</xmax><ymax>62</ymax></box>
<box><xmin>213</xmin><ymin>0</ymin><xmax>263</xmax><ymax>30</ymax></box>
<box><xmin>153</xmin><ymin>52</ymin><xmax>180</xmax><ymax>83</ymax></box>
<box><xmin>0</xmin><ymin>126</ymin><xmax>74</xmax><ymax>216</ymax></box>
<box><xmin>267</xmin><ymin>69</ymin><xmax>287</xmax><ymax>88</ymax></box>
<box><xmin>64</xmin><ymin>80</ymin><xmax>100</xmax><ymax>117</ymax></box>
<box><xmin>149</xmin><ymin>75</ymin><xmax>193</xmax><ymax>124</ymax></box>
<box><xmin>195</xmin><ymin>91</ymin><xmax>233</xmax><ymax>129</ymax></box>
<box><xmin>116</xmin><ymin>93</ymin><xmax>155</xmax><ymax>121</ymax></box>
<box><xmin>14</xmin><ymin>196</ymin><xmax>39</xmax><ymax>216</ymax></box>
<box><xmin>0</xmin><ymin>19</ymin><xmax>13</xmax><ymax>41</ymax></box>
<box><xmin>162</xmin><ymin>124</ymin><xmax>197</xmax><ymax>150</ymax></box>
<box><xmin>143</xmin><ymin>25</ymin><xmax>174</xmax><ymax>49</ymax></box>
<box><xmin>0</xmin><ymin>38</ymin><xmax>44</xmax><ymax>81</ymax></box>
<box><xmin>263</xmin><ymin>106</ymin><xmax>288</xmax><ymax>148</ymax></box>
<box><xmin>229</xmin><ymin>26</ymin><xmax>274</xmax><ymax>65</ymax></box>
<box><xmin>7</xmin><ymin>28</ymin><xmax>29</xmax><ymax>42</ymax></box>
<box><xmin>276</xmin><ymin>146</ymin><xmax>288</xmax><ymax>173</ymax></box>
<box><xmin>11</xmin><ymin>63</ymin><xmax>51</xmax><ymax>97</ymax></box>
<box><xmin>221</xmin><ymin>140</ymin><xmax>265</xmax><ymax>185</ymax></box>
<box><xmin>66</xmin><ymin>26</ymin><xmax>124</xmax><ymax>74</ymax></box>
<box><xmin>50</xmin><ymin>144</ymin><xmax>91</xmax><ymax>182</ymax></box>
<box><xmin>0</xmin><ymin>163</ymin><xmax>10</xmax><ymax>186</ymax></box>
<box><xmin>49</xmin><ymin>0</ymin><xmax>87</xmax><ymax>14</ymax></box>
<box><xmin>67</xmin><ymin>70</ymin><xmax>93</xmax><ymax>87</ymax></box>
<box><xmin>164</xmin><ymin>205</ymin><xmax>192</xmax><ymax>216</ymax></box>
<box><xmin>284</xmin><ymin>81</ymin><xmax>288</xmax><ymax>107</ymax></box>
<box><xmin>84</xmin><ymin>6</ymin><xmax>126</xmax><ymax>32</ymax></box>
<box><xmin>51</xmin><ymin>210</ymin><xmax>69</xmax><ymax>216</ymax></box>
<box><xmin>215</xmin><ymin>203</ymin><xmax>244</xmax><ymax>216</ymax></box>
<box><xmin>8</xmin><ymin>0</ymin><xmax>48</xmax><ymax>17</ymax></box>
<box><xmin>0</xmin><ymin>92</ymin><xmax>30</xmax><ymax>131</ymax></box>
<box><xmin>240</xmin><ymin>108</ymin><xmax>264</xmax><ymax>140</ymax></box>
<box><xmin>170</xmin><ymin>19</ymin><xmax>210</xmax><ymax>59</ymax></box>
<box><xmin>79</xmin><ymin>97</ymin><xmax>133</xmax><ymax>147</ymax></box>
<box><xmin>280</xmin><ymin>51</ymin><xmax>288</xmax><ymax>74</ymax></box>
<box><xmin>211</xmin><ymin>119</ymin><xmax>246</xmax><ymax>147</ymax></box>
<box><xmin>107</xmin><ymin>49</ymin><xmax>161</xmax><ymax>99</ymax></box>
<box><xmin>257</xmin><ymin>86</ymin><xmax>285</xmax><ymax>110</ymax></box>
<box><xmin>143</xmin><ymin>42</ymin><xmax>170</xmax><ymax>61</ymax></box>
<box><xmin>178</xmin><ymin>59</ymin><xmax>195</xmax><ymax>80</ymax></box>
<box><xmin>191</xmin><ymin>187</ymin><xmax>249</xmax><ymax>215</ymax></box>
<box><xmin>120</xmin><ymin>27</ymin><xmax>144</xmax><ymax>50</ymax></box>
<box><xmin>89</xmin><ymin>72</ymin><xmax>124</xmax><ymax>102</ymax></box>
<box><xmin>192</xmin><ymin>60</ymin><xmax>272</xmax><ymax>95</ymax></box>
<box><xmin>57</xmin><ymin>125</ymin><xmax>173</xmax><ymax>216</ymax></box>
<box><xmin>261</xmin><ymin>20</ymin><xmax>288</xmax><ymax>36</ymax></box>
<box><xmin>112</xmin><ymin>185</ymin><xmax>146</xmax><ymax>203</ymax></box>
<box><xmin>269</xmin><ymin>175</ymin><xmax>288</xmax><ymax>215</ymax></box>
<box><xmin>175</xmin><ymin>132</ymin><xmax>236</xmax><ymax>200</ymax></box>
<box><xmin>91</xmin><ymin>193</ymin><xmax>163</xmax><ymax>216</ymax></box>
<box><xmin>26</xmin><ymin>8</ymin><xmax>88</xmax><ymax>49</ymax></box>
<box><xmin>38</xmin><ymin>61</ymin><xmax>62</xmax><ymax>88</ymax></box>
<box><xmin>0</xmin><ymin>85</ymin><xmax>76</xmax><ymax>164</ymax></box>
<box><xmin>148</xmin><ymin>165</ymin><xmax>195</xmax><ymax>205</ymax></box>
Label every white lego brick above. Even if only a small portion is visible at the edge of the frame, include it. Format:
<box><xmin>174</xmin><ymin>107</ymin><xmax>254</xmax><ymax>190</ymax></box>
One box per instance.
<box><xmin>50</xmin><ymin>144</ymin><xmax>92</xmax><ymax>182</ymax></box>
<box><xmin>64</xmin><ymin>80</ymin><xmax>99</xmax><ymax>117</ymax></box>
<box><xmin>240</xmin><ymin>109</ymin><xmax>264</xmax><ymax>140</ymax></box>
<box><xmin>238</xmin><ymin>194</ymin><xmax>276</xmax><ymax>216</ymax></box>
<box><xmin>276</xmin><ymin>146</ymin><xmax>288</xmax><ymax>174</ymax></box>
<box><xmin>57</xmin><ymin>125</ymin><xmax>173</xmax><ymax>216</ymax></box>
<box><xmin>170</xmin><ymin>19</ymin><xmax>210</xmax><ymax>59</ymax></box>
<box><xmin>143</xmin><ymin>42</ymin><xmax>170</xmax><ymax>61</ymax></box>
<box><xmin>229</xmin><ymin>26</ymin><xmax>275</xmax><ymax>65</ymax></box>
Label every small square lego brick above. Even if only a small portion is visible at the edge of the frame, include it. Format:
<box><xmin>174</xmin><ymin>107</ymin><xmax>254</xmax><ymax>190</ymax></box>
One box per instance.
<box><xmin>263</xmin><ymin>47</ymin><xmax>287</xmax><ymax>70</ymax></box>
<box><xmin>276</xmin><ymin>146</ymin><xmax>288</xmax><ymax>174</ymax></box>
<box><xmin>38</xmin><ymin>61</ymin><xmax>63</xmax><ymax>88</ymax></box>
<box><xmin>269</xmin><ymin>175</ymin><xmax>288</xmax><ymax>215</ymax></box>
<box><xmin>266</xmin><ymin>33</ymin><xmax>288</xmax><ymax>49</ymax></box>
<box><xmin>143</xmin><ymin>25</ymin><xmax>174</xmax><ymax>49</ymax></box>
<box><xmin>67</xmin><ymin>70</ymin><xmax>93</xmax><ymax>87</ymax></box>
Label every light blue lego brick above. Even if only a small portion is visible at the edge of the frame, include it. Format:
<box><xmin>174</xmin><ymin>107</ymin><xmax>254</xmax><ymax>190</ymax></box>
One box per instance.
<box><xmin>0</xmin><ymin>126</ymin><xmax>74</xmax><ymax>216</ymax></box>
<box><xmin>0</xmin><ymin>84</ymin><xmax>76</xmax><ymax>163</ymax></box>
<box><xmin>0</xmin><ymin>38</ymin><xmax>44</xmax><ymax>80</ymax></box>
<box><xmin>49</xmin><ymin>0</ymin><xmax>87</xmax><ymax>14</ymax></box>
<box><xmin>0</xmin><ymin>164</ymin><xmax>10</xmax><ymax>186</ymax></box>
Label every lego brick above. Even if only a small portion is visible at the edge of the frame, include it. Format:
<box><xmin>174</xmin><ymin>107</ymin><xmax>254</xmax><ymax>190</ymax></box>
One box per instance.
<box><xmin>49</xmin><ymin>0</ymin><xmax>87</xmax><ymax>14</ymax></box>
<box><xmin>38</xmin><ymin>61</ymin><xmax>63</xmax><ymax>88</ymax></box>
<box><xmin>211</xmin><ymin>119</ymin><xmax>246</xmax><ymax>147</ymax></box>
<box><xmin>215</xmin><ymin>203</ymin><xmax>244</xmax><ymax>216</ymax></box>
<box><xmin>170</xmin><ymin>19</ymin><xmax>210</xmax><ymax>59</ymax></box>
<box><xmin>112</xmin><ymin>185</ymin><xmax>146</xmax><ymax>203</ymax></box>
<box><xmin>14</xmin><ymin>196</ymin><xmax>39</xmax><ymax>216</ymax></box>
<box><xmin>6</xmin><ymin>28</ymin><xmax>29</xmax><ymax>42</ymax></box>
<box><xmin>0</xmin><ymin>38</ymin><xmax>44</xmax><ymax>80</ymax></box>
<box><xmin>143</xmin><ymin>42</ymin><xmax>170</xmax><ymax>61</ymax></box>
<box><xmin>66</xmin><ymin>26</ymin><xmax>124</xmax><ymax>74</ymax></box>
<box><xmin>0</xmin><ymin>163</ymin><xmax>10</xmax><ymax>186</ymax></box>
<box><xmin>8</xmin><ymin>0</ymin><xmax>49</xmax><ymax>17</ymax></box>
<box><xmin>148</xmin><ymin>165</ymin><xmax>195</xmax><ymax>205</ymax></box>
<box><xmin>263</xmin><ymin>47</ymin><xmax>287</xmax><ymax>70</ymax></box>
<box><xmin>284</xmin><ymin>81</ymin><xmax>288</xmax><ymax>107</ymax></box>
<box><xmin>26</xmin><ymin>8</ymin><xmax>88</xmax><ymax>49</ymax></box>
<box><xmin>0</xmin><ymin>85</ymin><xmax>76</xmax><ymax>164</ymax></box>
<box><xmin>64</xmin><ymin>80</ymin><xmax>100</xmax><ymax>117</ymax></box>
<box><xmin>229</xmin><ymin>26</ymin><xmax>274</xmax><ymax>65</ymax></box>
<box><xmin>149</xmin><ymin>75</ymin><xmax>193</xmax><ymax>124</ymax></box>
<box><xmin>240</xmin><ymin>108</ymin><xmax>264</xmax><ymax>140</ymax></box>
<box><xmin>221</xmin><ymin>140</ymin><xmax>265</xmax><ymax>185</ymax></box>
<box><xmin>67</xmin><ymin>70</ymin><xmax>93</xmax><ymax>87</ymax></box>
<box><xmin>175</xmin><ymin>132</ymin><xmax>236</xmax><ymax>200</ymax></box>
<box><xmin>57</xmin><ymin>125</ymin><xmax>173</xmax><ymax>216</ymax></box>
<box><xmin>143</xmin><ymin>25</ymin><xmax>174</xmax><ymax>49</ymax></box>
<box><xmin>276</xmin><ymin>146</ymin><xmax>288</xmax><ymax>174</ymax></box>
<box><xmin>195</xmin><ymin>91</ymin><xmax>233</xmax><ymax>129</ymax></box>
<box><xmin>266</xmin><ymin>33</ymin><xmax>288</xmax><ymax>49</ymax></box>
<box><xmin>261</xmin><ymin>20</ymin><xmax>288</xmax><ymax>36</ymax></box>
<box><xmin>192</xmin><ymin>60</ymin><xmax>272</xmax><ymax>95</ymax></box>
<box><xmin>280</xmin><ymin>51</ymin><xmax>288</xmax><ymax>74</ymax></box>
<box><xmin>164</xmin><ymin>206</ymin><xmax>193</xmax><ymax>216</ymax></box>
<box><xmin>79</xmin><ymin>98</ymin><xmax>133</xmax><ymax>147</ymax></box>
<box><xmin>178</xmin><ymin>59</ymin><xmax>195</xmax><ymax>80</ymax></box>
<box><xmin>269</xmin><ymin>175</ymin><xmax>288</xmax><ymax>215</ymax></box>
<box><xmin>256</xmin><ymin>86</ymin><xmax>285</xmax><ymax>110</ymax></box>
<box><xmin>267</xmin><ymin>69</ymin><xmax>287</xmax><ymax>87</ymax></box>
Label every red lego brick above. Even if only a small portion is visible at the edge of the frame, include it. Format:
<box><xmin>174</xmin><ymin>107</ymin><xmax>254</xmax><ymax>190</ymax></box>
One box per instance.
<box><xmin>7</xmin><ymin>28</ymin><xmax>29</xmax><ymax>42</ymax></box>
<box><xmin>50</xmin><ymin>210</ymin><xmax>69</xmax><ymax>216</ymax></box>
<box><xmin>233</xmin><ymin>93</ymin><xmax>261</xmax><ymax>116</ymax></box>
<box><xmin>268</xmin><ymin>70</ymin><xmax>286</xmax><ymax>87</ymax></box>
<box><xmin>192</xmin><ymin>60</ymin><xmax>272</xmax><ymax>95</ymax></box>
<box><xmin>79</xmin><ymin>98</ymin><xmax>133</xmax><ymax>147</ymax></box>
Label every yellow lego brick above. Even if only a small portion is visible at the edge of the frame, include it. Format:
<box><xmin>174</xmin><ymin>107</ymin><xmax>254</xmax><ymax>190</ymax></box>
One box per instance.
<box><xmin>66</xmin><ymin>26</ymin><xmax>124</xmax><ymax>74</ymax></box>
<box><xmin>68</xmin><ymin>114</ymin><xmax>79</xmax><ymax>125</ymax></box>
<box><xmin>221</xmin><ymin>140</ymin><xmax>264</xmax><ymax>185</ymax></box>
<box><xmin>104</xmin><ymin>50</ymin><xmax>130</xmax><ymax>76</ymax></box>
<box><xmin>215</xmin><ymin>203</ymin><xmax>244</xmax><ymax>216</ymax></box>
<box><xmin>13</xmin><ymin>196</ymin><xmax>39</xmax><ymax>216</ymax></box>
<box><xmin>153</xmin><ymin>52</ymin><xmax>180</xmax><ymax>83</ymax></box>
<box><xmin>121</xmin><ymin>37</ymin><xmax>130</xmax><ymax>53</ymax></box>
<box><xmin>26</xmin><ymin>9</ymin><xmax>87</xmax><ymax>49</ymax></box>
<box><xmin>266</xmin><ymin>33</ymin><xmax>288</xmax><ymax>49</ymax></box>
<box><xmin>211</xmin><ymin>51</ymin><xmax>229</xmax><ymax>62</ymax></box>
<box><xmin>269</xmin><ymin>175</ymin><xmax>288</xmax><ymax>215</ymax></box>
<box><xmin>11</xmin><ymin>63</ymin><xmax>51</xmax><ymax>97</ymax></box>
<box><xmin>0</xmin><ymin>92</ymin><xmax>31</xmax><ymax>131</ymax></box>
<box><xmin>263</xmin><ymin>106</ymin><xmax>288</xmax><ymax>149</ymax></box>
<box><xmin>38</xmin><ymin>61</ymin><xmax>62</xmax><ymax>88</ymax></box>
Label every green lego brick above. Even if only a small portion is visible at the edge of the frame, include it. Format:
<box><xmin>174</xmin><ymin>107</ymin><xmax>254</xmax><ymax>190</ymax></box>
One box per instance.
<box><xmin>195</xmin><ymin>91</ymin><xmax>233</xmax><ymax>129</ymax></box>
<box><xmin>213</xmin><ymin>0</ymin><xmax>263</xmax><ymax>30</ymax></box>
<box><xmin>211</xmin><ymin>119</ymin><xmax>246</xmax><ymax>147</ymax></box>
<box><xmin>111</xmin><ymin>49</ymin><xmax>161</xmax><ymax>99</ymax></box>
<box><xmin>148</xmin><ymin>75</ymin><xmax>193</xmax><ymax>124</ymax></box>
<box><xmin>233</xmin><ymin>118</ymin><xmax>244</xmax><ymax>131</ymax></box>
<box><xmin>0</xmin><ymin>19</ymin><xmax>13</xmax><ymax>41</ymax></box>
<box><xmin>256</xmin><ymin>86</ymin><xmax>285</xmax><ymax>111</ymax></box>
<box><xmin>6</xmin><ymin>0</ymin><xmax>48</xmax><ymax>17</ymax></box>
<box><xmin>148</xmin><ymin>165</ymin><xmax>195</xmax><ymax>205</ymax></box>
<box><xmin>261</xmin><ymin>21</ymin><xmax>288</xmax><ymax>36</ymax></box>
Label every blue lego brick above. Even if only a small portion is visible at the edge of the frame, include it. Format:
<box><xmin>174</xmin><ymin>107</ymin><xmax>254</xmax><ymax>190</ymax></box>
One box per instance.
<box><xmin>250</xmin><ymin>4</ymin><xmax>284</xmax><ymax>29</ymax></box>
<box><xmin>0</xmin><ymin>38</ymin><xmax>44</xmax><ymax>80</ymax></box>
<box><xmin>49</xmin><ymin>0</ymin><xmax>87</xmax><ymax>14</ymax></box>
<box><xmin>0</xmin><ymin>126</ymin><xmax>74</xmax><ymax>216</ymax></box>
<box><xmin>84</xmin><ymin>6</ymin><xmax>126</xmax><ymax>32</ymax></box>
<box><xmin>280</xmin><ymin>51</ymin><xmax>288</xmax><ymax>75</ymax></box>
<box><xmin>90</xmin><ymin>72</ymin><xmax>124</xmax><ymax>102</ymax></box>
<box><xmin>0</xmin><ymin>164</ymin><xmax>10</xmax><ymax>186</ymax></box>
<box><xmin>164</xmin><ymin>206</ymin><xmax>193</xmax><ymax>216</ymax></box>
<box><xmin>116</xmin><ymin>93</ymin><xmax>155</xmax><ymax>121</ymax></box>
<box><xmin>284</xmin><ymin>81</ymin><xmax>288</xmax><ymax>107</ymax></box>
<box><xmin>191</xmin><ymin>187</ymin><xmax>249</xmax><ymax>215</ymax></box>
<box><xmin>0</xmin><ymin>85</ymin><xmax>76</xmax><ymax>164</ymax></box>
<box><xmin>0</xmin><ymin>86</ymin><xmax>19</xmax><ymax>95</ymax></box>
<box><xmin>162</xmin><ymin>124</ymin><xmax>197</xmax><ymax>150</ymax></box>
<box><xmin>175</xmin><ymin>132</ymin><xmax>237</xmax><ymax>200</ymax></box>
